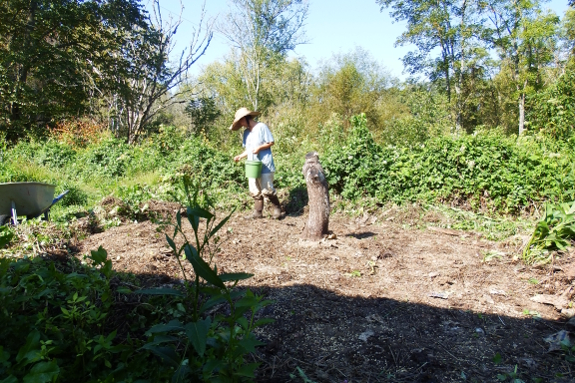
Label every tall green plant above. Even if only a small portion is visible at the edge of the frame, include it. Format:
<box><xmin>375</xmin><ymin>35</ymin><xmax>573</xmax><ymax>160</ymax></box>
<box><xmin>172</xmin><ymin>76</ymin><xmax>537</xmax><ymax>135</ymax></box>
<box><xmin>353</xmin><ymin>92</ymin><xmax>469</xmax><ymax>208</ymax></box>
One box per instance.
<box><xmin>137</xmin><ymin>179</ymin><xmax>272</xmax><ymax>382</ymax></box>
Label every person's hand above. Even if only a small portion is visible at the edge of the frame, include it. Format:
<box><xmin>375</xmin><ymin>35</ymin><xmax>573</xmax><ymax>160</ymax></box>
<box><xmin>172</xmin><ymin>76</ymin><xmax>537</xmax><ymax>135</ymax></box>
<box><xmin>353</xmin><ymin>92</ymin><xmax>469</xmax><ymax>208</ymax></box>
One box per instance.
<box><xmin>233</xmin><ymin>155</ymin><xmax>241</xmax><ymax>162</ymax></box>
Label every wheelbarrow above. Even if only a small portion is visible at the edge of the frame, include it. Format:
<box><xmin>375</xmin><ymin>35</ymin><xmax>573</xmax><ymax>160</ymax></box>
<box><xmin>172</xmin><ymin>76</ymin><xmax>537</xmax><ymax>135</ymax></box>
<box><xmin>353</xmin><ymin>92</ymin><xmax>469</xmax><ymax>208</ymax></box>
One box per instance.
<box><xmin>0</xmin><ymin>182</ymin><xmax>69</xmax><ymax>226</ymax></box>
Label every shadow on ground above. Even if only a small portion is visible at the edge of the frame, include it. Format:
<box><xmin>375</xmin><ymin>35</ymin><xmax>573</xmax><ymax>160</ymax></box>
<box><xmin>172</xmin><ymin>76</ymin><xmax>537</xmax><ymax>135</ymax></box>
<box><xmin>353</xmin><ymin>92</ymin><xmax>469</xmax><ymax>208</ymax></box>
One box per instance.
<box><xmin>104</xmin><ymin>268</ymin><xmax>571</xmax><ymax>383</ymax></box>
<box><xmin>241</xmin><ymin>283</ymin><xmax>570</xmax><ymax>383</ymax></box>
<box><xmin>283</xmin><ymin>186</ymin><xmax>309</xmax><ymax>217</ymax></box>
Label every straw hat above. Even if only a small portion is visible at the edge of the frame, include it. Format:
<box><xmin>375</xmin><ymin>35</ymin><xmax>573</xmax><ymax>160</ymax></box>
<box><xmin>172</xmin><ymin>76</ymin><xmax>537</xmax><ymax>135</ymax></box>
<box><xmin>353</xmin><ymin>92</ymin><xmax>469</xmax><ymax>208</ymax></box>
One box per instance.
<box><xmin>229</xmin><ymin>107</ymin><xmax>260</xmax><ymax>131</ymax></box>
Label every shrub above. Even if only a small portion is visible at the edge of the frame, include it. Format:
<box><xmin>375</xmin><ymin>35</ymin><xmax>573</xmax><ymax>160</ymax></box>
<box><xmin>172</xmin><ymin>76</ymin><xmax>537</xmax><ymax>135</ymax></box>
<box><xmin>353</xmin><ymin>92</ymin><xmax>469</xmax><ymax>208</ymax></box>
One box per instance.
<box><xmin>322</xmin><ymin>114</ymin><xmax>575</xmax><ymax>214</ymax></box>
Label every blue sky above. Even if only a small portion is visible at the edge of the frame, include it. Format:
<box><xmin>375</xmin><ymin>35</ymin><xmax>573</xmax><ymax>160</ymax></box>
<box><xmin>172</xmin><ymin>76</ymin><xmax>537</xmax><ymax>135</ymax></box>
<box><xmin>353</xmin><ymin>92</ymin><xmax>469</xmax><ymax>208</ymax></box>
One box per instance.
<box><xmin>152</xmin><ymin>0</ymin><xmax>571</xmax><ymax>79</ymax></box>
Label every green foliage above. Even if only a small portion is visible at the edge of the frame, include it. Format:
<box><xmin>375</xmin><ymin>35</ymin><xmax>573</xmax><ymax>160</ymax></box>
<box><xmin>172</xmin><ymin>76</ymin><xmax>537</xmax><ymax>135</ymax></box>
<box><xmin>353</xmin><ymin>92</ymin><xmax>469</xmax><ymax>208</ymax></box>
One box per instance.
<box><xmin>0</xmin><ymin>0</ymin><xmax>147</xmax><ymax>139</ymax></box>
<box><xmin>0</xmin><ymin>226</ymin><xmax>14</xmax><ymax>248</ymax></box>
<box><xmin>137</xmin><ymin>179</ymin><xmax>272</xmax><ymax>382</ymax></box>
<box><xmin>309</xmin><ymin>48</ymin><xmax>392</xmax><ymax>133</ymax></box>
<box><xmin>289</xmin><ymin>367</ymin><xmax>318</xmax><ymax>383</ymax></box>
<box><xmin>321</xmin><ymin>114</ymin><xmax>575</xmax><ymax>214</ymax></box>
<box><xmin>0</xmin><ymin>184</ymin><xmax>272</xmax><ymax>382</ymax></box>
<box><xmin>523</xmin><ymin>200</ymin><xmax>575</xmax><ymax>264</ymax></box>
<box><xmin>560</xmin><ymin>336</ymin><xmax>575</xmax><ymax>363</ymax></box>
<box><xmin>78</xmin><ymin>137</ymin><xmax>132</xmax><ymax>178</ymax></box>
<box><xmin>186</xmin><ymin>96</ymin><xmax>222</xmax><ymax>136</ymax></box>
<box><xmin>0</xmin><ymin>248</ymin><xmax>168</xmax><ymax>382</ymax></box>
<box><xmin>527</xmin><ymin>70</ymin><xmax>575</xmax><ymax>140</ymax></box>
<box><xmin>381</xmin><ymin>84</ymin><xmax>451</xmax><ymax>146</ymax></box>
<box><xmin>2</xmin><ymin>110</ymin><xmax>575</xmax><ymax>223</ymax></box>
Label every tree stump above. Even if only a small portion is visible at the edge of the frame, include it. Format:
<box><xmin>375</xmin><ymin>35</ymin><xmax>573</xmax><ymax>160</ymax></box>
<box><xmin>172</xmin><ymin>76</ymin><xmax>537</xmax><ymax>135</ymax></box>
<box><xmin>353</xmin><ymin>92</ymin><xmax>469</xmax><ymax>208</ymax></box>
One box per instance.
<box><xmin>302</xmin><ymin>152</ymin><xmax>329</xmax><ymax>240</ymax></box>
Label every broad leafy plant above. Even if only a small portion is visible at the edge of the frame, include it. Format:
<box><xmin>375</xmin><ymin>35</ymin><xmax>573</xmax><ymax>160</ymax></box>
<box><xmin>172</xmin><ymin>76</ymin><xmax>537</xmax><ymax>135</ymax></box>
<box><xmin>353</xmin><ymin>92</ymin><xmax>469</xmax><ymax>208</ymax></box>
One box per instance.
<box><xmin>137</xmin><ymin>179</ymin><xmax>272</xmax><ymax>382</ymax></box>
<box><xmin>0</xmin><ymin>247</ymin><xmax>169</xmax><ymax>382</ymax></box>
<box><xmin>523</xmin><ymin>201</ymin><xmax>575</xmax><ymax>264</ymax></box>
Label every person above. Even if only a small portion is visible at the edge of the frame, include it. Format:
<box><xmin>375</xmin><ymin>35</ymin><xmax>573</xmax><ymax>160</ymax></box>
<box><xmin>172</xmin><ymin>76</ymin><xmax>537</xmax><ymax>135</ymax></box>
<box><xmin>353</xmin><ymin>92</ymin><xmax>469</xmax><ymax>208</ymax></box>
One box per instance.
<box><xmin>230</xmin><ymin>107</ymin><xmax>282</xmax><ymax>219</ymax></box>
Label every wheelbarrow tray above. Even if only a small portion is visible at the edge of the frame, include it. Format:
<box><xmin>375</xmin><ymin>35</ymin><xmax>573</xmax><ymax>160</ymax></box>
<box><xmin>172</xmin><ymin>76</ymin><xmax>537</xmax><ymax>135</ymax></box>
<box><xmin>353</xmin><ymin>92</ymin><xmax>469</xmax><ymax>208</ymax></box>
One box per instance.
<box><xmin>0</xmin><ymin>182</ymin><xmax>56</xmax><ymax>218</ymax></box>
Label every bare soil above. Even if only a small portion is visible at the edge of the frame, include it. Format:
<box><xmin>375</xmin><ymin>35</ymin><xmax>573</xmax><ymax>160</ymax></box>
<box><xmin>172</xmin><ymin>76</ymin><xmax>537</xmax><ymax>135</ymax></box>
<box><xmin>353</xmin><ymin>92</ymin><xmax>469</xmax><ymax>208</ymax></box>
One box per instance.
<box><xmin>77</xmin><ymin>203</ymin><xmax>575</xmax><ymax>383</ymax></box>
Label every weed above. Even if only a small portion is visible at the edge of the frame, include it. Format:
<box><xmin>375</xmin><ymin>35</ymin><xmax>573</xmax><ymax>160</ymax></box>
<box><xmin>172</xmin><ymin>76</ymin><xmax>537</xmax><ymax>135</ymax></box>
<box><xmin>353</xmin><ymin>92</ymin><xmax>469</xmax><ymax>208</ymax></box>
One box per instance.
<box><xmin>0</xmin><ymin>226</ymin><xmax>14</xmax><ymax>248</ymax></box>
<box><xmin>522</xmin><ymin>309</ymin><xmax>541</xmax><ymax>318</ymax></box>
<box><xmin>289</xmin><ymin>367</ymin><xmax>318</xmax><ymax>383</ymax></box>
<box><xmin>0</xmin><ymin>183</ymin><xmax>272</xmax><ymax>382</ymax></box>
<box><xmin>482</xmin><ymin>250</ymin><xmax>504</xmax><ymax>263</ymax></box>
<box><xmin>496</xmin><ymin>365</ymin><xmax>524</xmax><ymax>382</ymax></box>
<box><xmin>523</xmin><ymin>201</ymin><xmax>575</xmax><ymax>264</ymax></box>
<box><xmin>136</xmin><ymin>178</ymin><xmax>272</xmax><ymax>381</ymax></box>
<box><xmin>492</xmin><ymin>352</ymin><xmax>502</xmax><ymax>365</ymax></box>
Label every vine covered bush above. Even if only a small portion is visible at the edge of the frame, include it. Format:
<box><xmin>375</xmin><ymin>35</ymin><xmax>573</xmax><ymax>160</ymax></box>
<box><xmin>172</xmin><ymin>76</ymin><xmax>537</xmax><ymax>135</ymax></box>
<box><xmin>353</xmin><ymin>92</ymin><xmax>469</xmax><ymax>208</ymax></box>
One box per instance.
<box><xmin>321</xmin><ymin>114</ymin><xmax>575</xmax><ymax>214</ymax></box>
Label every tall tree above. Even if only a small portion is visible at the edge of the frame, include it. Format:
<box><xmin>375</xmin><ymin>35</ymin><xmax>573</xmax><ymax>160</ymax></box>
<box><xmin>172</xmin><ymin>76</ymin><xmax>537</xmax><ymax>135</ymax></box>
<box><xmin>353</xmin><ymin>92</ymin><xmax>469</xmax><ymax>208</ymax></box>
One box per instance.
<box><xmin>377</xmin><ymin>0</ymin><xmax>484</xmax><ymax>131</ymax></box>
<box><xmin>561</xmin><ymin>7</ymin><xmax>575</xmax><ymax>61</ymax></box>
<box><xmin>103</xmin><ymin>0</ymin><xmax>213</xmax><ymax>143</ymax></box>
<box><xmin>218</xmin><ymin>0</ymin><xmax>308</xmax><ymax>111</ymax></box>
<box><xmin>195</xmin><ymin>54</ymin><xmax>310</xmax><ymax>149</ymax></box>
<box><xmin>483</xmin><ymin>0</ymin><xmax>558</xmax><ymax>134</ymax></box>
<box><xmin>309</xmin><ymin>48</ymin><xmax>391</xmax><ymax>132</ymax></box>
<box><xmin>0</xmin><ymin>0</ymin><xmax>146</xmax><ymax>140</ymax></box>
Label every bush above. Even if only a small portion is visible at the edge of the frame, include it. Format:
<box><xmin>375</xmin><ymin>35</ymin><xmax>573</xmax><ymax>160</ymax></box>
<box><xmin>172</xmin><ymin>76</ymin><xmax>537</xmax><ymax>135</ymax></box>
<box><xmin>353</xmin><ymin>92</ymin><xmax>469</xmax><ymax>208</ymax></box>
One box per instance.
<box><xmin>322</xmin><ymin>114</ymin><xmax>575</xmax><ymax>214</ymax></box>
<box><xmin>0</xmin><ymin>249</ymin><xmax>169</xmax><ymax>382</ymax></box>
<box><xmin>77</xmin><ymin>137</ymin><xmax>132</xmax><ymax>178</ymax></box>
<box><xmin>2</xmin><ymin>117</ymin><xmax>574</xmax><ymax>217</ymax></box>
<box><xmin>58</xmin><ymin>182</ymin><xmax>89</xmax><ymax>207</ymax></box>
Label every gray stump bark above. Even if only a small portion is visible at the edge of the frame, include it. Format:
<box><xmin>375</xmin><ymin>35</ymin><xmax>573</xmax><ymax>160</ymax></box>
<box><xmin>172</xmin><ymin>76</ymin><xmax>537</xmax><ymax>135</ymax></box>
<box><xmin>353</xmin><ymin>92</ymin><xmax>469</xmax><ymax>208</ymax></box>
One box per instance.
<box><xmin>302</xmin><ymin>152</ymin><xmax>330</xmax><ymax>240</ymax></box>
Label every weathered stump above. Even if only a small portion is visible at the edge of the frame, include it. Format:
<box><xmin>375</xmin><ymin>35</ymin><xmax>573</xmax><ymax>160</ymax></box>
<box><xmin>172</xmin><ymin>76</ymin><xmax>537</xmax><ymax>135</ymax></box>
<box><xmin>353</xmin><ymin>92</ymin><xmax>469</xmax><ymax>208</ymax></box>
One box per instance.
<box><xmin>302</xmin><ymin>152</ymin><xmax>329</xmax><ymax>240</ymax></box>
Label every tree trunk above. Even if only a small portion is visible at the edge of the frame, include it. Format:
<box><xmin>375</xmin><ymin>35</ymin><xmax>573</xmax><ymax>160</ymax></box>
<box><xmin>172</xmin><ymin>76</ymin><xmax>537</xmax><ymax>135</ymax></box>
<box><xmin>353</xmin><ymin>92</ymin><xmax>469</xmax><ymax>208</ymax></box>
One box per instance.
<box><xmin>518</xmin><ymin>79</ymin><xmax>527</xmax><ymax>135</ymax></box>
<box><xmin>518</xmin><ymin>93</ymin><xmax>525</xmax><ymax>135</ymax></box>
<box><xmin>302</xmin><ymin>152</ymin><xmax>329</xmax><ymax>240</ymax></box>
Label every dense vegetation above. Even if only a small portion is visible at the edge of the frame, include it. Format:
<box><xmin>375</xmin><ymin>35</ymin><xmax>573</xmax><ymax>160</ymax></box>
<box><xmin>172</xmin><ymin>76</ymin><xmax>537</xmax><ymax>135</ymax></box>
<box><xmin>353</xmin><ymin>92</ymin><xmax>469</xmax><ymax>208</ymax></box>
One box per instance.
<box><xmin>1</xmin><ymin>115</ymin><xmax>574</xmax><ymax>219</ymax></box>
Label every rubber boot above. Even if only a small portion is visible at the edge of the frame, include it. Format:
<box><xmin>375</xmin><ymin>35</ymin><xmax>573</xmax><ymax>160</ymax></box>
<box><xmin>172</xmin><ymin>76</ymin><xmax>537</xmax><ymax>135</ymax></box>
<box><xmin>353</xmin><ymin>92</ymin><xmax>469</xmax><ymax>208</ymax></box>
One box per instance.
<box><xmin>247</xmin><ymin>198</ymin><xmax>264</xmax><ymax>219</ymax></box>
<box><xmin>267</xmin><ymin>195</ymin><xmax>282</xmax><ymax>219</ymax></box>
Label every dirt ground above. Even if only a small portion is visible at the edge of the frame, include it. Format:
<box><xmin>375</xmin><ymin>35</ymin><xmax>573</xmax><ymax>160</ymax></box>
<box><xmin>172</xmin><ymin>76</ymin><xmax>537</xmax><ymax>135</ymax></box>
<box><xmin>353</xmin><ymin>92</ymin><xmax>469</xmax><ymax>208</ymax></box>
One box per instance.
<box><xmin>77</xmin><ymin>202</ymin><xmax>575</xmax><ymax>383</ymax></box>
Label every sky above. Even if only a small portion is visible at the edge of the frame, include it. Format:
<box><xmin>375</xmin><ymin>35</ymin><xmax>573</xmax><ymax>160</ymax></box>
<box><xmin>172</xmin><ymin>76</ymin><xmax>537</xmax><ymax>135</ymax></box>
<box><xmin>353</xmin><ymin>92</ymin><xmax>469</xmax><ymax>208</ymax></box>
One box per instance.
<box><xmin>150</xmin><ymin>0</ymin><xmax>572</xmax><ymax>80</ymax></box>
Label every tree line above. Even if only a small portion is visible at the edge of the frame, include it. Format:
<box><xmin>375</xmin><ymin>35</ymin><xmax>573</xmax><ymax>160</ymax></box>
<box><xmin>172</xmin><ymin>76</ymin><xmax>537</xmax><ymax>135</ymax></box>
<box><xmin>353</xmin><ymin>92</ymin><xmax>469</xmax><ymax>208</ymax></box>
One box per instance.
<box><xmin>1</xmin><ymin>0</ymin><xmax>574</xmax><ymax>147</ymax></box>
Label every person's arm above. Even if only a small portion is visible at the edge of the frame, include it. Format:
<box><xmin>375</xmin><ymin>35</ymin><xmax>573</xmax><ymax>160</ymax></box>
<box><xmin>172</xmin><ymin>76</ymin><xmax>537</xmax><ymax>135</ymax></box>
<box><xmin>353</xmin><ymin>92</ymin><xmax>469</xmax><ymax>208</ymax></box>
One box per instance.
<box><xmin>252</xmin><ymin>141</ymin><xmax>274</xmax><ymax>154</ymax></box>
<box><xmin>233</xmin><ymin>150</ymin><xmax>249</xmax><ymax>162</ymax></box>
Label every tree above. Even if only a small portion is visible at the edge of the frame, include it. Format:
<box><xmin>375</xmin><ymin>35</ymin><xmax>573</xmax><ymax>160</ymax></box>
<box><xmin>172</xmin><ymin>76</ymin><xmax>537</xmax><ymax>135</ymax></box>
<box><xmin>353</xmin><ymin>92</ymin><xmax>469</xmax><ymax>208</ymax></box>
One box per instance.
<box><xmin>377</xmin><ymin>0</ymin><xmax>485</xmax><ymax>131</ymax></box>
<box><xmin>218</xmin><ymin>0</ymin><xmax>309</xmax><ymax>111</ymax></box>
<box><xmin>483</xmin><ymin>0</ymin><xmax>559</xmax><ymax>134</ymax></box>
<box><xmin>186</xmin><ymin>96</ymin><xmax>221</xmax><ymax>135</ymax></box>
<box><xmin>0</xmin><ymin>0</ymin><xmax>147</xmax><ymax>140</ymax></box>
<box><xmin>526</xmin><ymin>69</ymin><xmax>575</xmax><ymax>138</ymax></box>
<box><xmin>561</xmin><ymin>7</ymin><xmax>575</xmax><ymax>62</ymax></box>
<box><xmin>102</xmin><ymin>0</ymin><xmax>213</xmax><ymax>143</ymax></box>
<box><xmin>308</xmin><ymin>48</ymin><xmax>393</xmax><ymax>135</ymax></box>
<box><xmin>194</xmin><ymin>54</ymin><xmax>310</xmax><ymax>149</ymax></box>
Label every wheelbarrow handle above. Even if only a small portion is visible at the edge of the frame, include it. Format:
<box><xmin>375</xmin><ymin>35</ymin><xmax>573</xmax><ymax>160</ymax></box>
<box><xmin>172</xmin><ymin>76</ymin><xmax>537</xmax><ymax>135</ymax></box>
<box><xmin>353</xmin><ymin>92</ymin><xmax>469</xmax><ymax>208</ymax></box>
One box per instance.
<box><xmin>52</xmin><ymin>190</ymin><xmax>69</xmax><ymax>206</ymax></box>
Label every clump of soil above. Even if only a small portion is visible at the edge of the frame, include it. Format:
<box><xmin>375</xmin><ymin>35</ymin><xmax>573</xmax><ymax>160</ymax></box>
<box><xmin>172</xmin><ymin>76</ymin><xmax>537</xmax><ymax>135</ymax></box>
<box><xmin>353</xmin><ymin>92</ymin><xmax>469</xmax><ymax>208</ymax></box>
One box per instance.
<box><xmin>78</xmin><ymin>203</ymin><xmax>575</xmax><ymax>382</ymax></box>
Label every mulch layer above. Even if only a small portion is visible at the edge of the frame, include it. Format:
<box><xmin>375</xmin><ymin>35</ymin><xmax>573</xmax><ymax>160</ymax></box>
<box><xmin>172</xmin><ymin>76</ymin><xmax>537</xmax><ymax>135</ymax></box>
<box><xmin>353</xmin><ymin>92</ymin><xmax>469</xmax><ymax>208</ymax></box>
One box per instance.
<box><xmin>77</xmin><ymin>203</ymin><xmax>575</xmax><ymax>383</ymax></box>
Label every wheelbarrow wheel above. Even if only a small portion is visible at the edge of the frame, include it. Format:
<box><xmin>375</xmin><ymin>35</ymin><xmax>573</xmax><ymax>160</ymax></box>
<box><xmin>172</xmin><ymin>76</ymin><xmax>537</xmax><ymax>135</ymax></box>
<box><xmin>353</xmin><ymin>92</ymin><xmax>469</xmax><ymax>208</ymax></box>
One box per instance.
<box><xmin>0</xmin><ymin>214</ymin><xmax>10</xmax><ymax>226</ymax></box>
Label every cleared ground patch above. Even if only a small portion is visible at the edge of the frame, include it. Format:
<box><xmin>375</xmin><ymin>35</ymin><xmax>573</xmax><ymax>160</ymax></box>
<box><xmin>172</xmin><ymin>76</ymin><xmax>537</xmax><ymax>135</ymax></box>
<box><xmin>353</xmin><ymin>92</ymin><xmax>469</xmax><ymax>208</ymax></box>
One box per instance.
<box><xmin>78</xmin><ymin>207</ymin><xmax>575</xmax><ymax>382</ymax></box>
